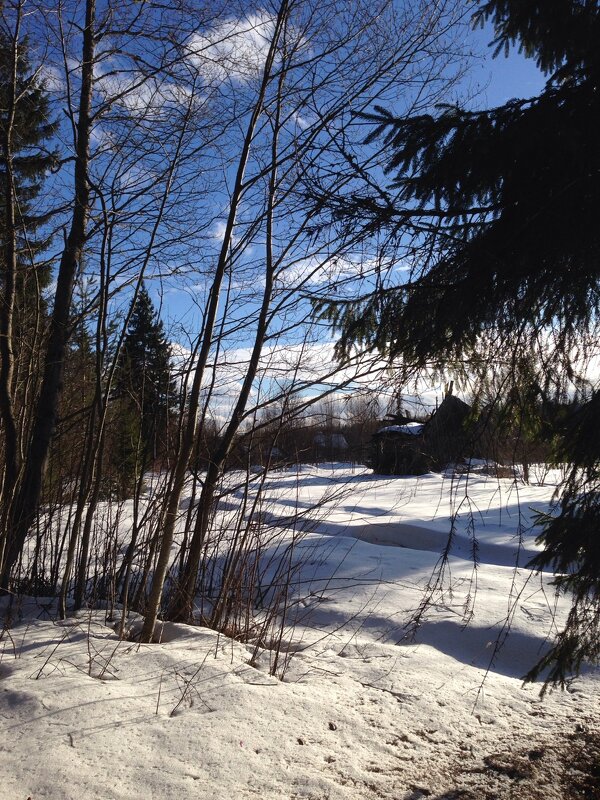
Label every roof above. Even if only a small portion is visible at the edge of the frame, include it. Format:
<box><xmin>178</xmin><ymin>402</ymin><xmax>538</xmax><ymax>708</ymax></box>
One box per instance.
<box><xmin>376</xmin><ymin>422</ymin><xmax>425</xmax><ymax>436</ymax></box>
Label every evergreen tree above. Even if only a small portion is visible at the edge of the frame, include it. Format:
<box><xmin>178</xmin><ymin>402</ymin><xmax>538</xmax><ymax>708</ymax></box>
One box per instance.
<box><xmin>0</xmin><ymin>33</ymin><xmax>57</xmax><ymax>312</ymax></box>
<box><xmin>113</xmin><ymin>285</ymin><xmax>176</xmax><ymax>491</ymax></box>
<box><xmin>0</xmin><ymin>30</ymin><xmax>57</xmax><ymax>496</ymax></box>
<box><xmin>324</xmin><ymin>1</ymin><xmax>600</xmax><ymax>686</ymax></box>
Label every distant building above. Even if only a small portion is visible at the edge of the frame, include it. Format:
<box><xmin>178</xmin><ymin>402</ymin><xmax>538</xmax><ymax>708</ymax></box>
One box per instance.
<box><xmin>370</xmin><ymin>394</ymin><xmax>473</xmax><ymax>475</ymax></box>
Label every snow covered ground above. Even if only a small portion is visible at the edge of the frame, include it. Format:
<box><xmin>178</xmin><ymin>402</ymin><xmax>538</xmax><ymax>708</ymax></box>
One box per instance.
<box><xmin>1</xmin><ymin>464</ymin><xmax>598</xmax><ymax>799</ymax></box>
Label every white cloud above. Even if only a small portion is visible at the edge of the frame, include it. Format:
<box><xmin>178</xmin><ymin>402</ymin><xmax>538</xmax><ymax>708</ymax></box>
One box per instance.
<box><xmin>187</xmin><ymin>12</ymin><xmax>277</xmax><ymax>85</ymax></box>
<box><xmin>275</xmin><ymin>256</ymin><xmax>367</xmax><ymax>290</ymax></box>
<box><xmin>169</xmin><ymin>338</ymin><xmax>392</xmax><ymax>424</ymax></box>
<box><xmin>38</xmin><ymin>64</ymin><xmax>64</xmax><ymax>93</ymax></box>
<box><xmin>290</xmin><ymin>110</ymin><xmax>314</xmax><ymax>131</ymax></box>
<box><xmin>94</xmin><ymin>61</ymin><xmax>195</xmax><ymax>118</ymax></box>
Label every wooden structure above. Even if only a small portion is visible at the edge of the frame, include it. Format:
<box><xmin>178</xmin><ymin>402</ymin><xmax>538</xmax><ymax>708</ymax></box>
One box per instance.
<box><xmin>370</xmin><ymin>395</ymin><xmax>473</xmax><ymax>475</ymax></box>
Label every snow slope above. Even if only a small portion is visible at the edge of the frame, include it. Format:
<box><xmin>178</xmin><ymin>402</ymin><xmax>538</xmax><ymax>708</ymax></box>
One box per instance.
<box><xmin>1</xmin><ymin>465</ymin><xmax>598</xmax><ymax>799</ymax></box>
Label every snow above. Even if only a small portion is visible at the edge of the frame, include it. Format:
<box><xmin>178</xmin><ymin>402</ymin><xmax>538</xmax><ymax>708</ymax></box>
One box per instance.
<box><xmin>1</xmin><ymin>464</ymin><xmax>598</xmax><ymax>799</ymax></box>
<box><xmin>377</xmin><ymin>422</ymin><xmax>425</xmax><ymax>435</ymax></box>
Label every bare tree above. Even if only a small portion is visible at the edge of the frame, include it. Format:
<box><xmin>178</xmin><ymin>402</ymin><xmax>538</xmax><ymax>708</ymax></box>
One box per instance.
<box><xmin>0</xmin><ymin>0</ymin><xmax>468</xmax><ymax>637</ymax></box>
<box><xmin>138</xmin><ymin>0</ymin><xmax>467</xmax><ymax>637</ymax></box>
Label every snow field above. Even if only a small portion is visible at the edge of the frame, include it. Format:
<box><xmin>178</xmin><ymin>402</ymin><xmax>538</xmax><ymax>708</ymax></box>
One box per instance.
<box><xmin>1</xmin><ymin>464</ymin><xmax>598</xmax><ymax>799</ymax></box>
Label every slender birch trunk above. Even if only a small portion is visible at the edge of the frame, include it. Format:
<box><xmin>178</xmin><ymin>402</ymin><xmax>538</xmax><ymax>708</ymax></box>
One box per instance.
<box><xmin>138</xmin><ymin>0</ymin><xmax>290</xmax><ymax>643</ymax></box>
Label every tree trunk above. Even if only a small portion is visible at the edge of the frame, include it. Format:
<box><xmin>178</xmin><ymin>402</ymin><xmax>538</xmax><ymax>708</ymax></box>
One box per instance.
<box><xmin>168</xmin><ymin>34</ymin><xmax>288</xmax><ymax>623</ymax></box>
<box><xmin>0</xmin><ymin>0</ymin><xmax>96</xmax><ymax>589</ymax></box>
<box><xmin>138</xmin><ymin>0</ymin><xmax>289</xmax><ymax>644</ymax></box>
<box><xmin>0</xmin><ymin>9</ymin><xmax>23</xmax><ymax>536</ymax></box>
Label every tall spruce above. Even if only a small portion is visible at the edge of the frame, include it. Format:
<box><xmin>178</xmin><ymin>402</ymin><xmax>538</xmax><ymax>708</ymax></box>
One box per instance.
<box><xmin>0</xmin><ymin>34</ymin><xmax>56</xmax><ymax>278</ymax></box>
<box><xmin>323</xmin><ymin>0</ymin><xmax>600</xmax><ymax>686</ymax></box>
<box><xmin>0</xmin><ymin>31</ymin><xmax>56</xmax><ymax>509</ymax></box>
<box><xmin>0</xmin><ymin>0</ymin><xmax>95</xmax><ymax>590</ymax></box>
<box><xmin>113</xmin><ymin>284</ymin><xmax>175</xmax><ymax>491</ymax></box>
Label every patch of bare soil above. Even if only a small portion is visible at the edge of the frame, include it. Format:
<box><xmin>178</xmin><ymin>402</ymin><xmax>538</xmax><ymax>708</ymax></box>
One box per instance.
<box><xmin>562</xmin><ymin>728</ymin><xmax>600</xmax><ymax>799</ymax></box>
<box><xmin>428</xmin><ymin>726</ymin><xmax>600</xmax><ymax>800</ymax></box>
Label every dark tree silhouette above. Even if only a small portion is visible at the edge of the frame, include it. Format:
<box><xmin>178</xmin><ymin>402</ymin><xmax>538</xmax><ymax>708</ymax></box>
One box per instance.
<box><xmin>0</xmin><ymin>30</ymin><xmax>57</xmax><ymax>504</ymax></box>
<box><xmin>0</xmin><ymin>0</ymin><xmax>96</xmax><ymax>590</ymax></box>
<box><xmin>113</xmin><ymin>283</ymin><xmax>176</xmax><ymax>490</ymax></box>
<box><xmin>322</xmin><ymin>0</ymin><xmax>600</xmax><ymax>686</ymax></box>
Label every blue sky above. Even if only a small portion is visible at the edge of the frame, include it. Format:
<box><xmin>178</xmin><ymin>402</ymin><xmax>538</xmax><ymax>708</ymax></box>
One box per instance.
<box><xmin>138</xmin><ymin>8</ymin><xmax>551</xmax><ymax>417</ymax></box>
<box><xmin>158</xmin><ymin>19</ymin><xmax>547</xmax><ymax>335</ymax></box>
<box><xmin>470</xmin><ymin>22</ymin><xmax>546</xmax><ymax>107</ymax></box>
